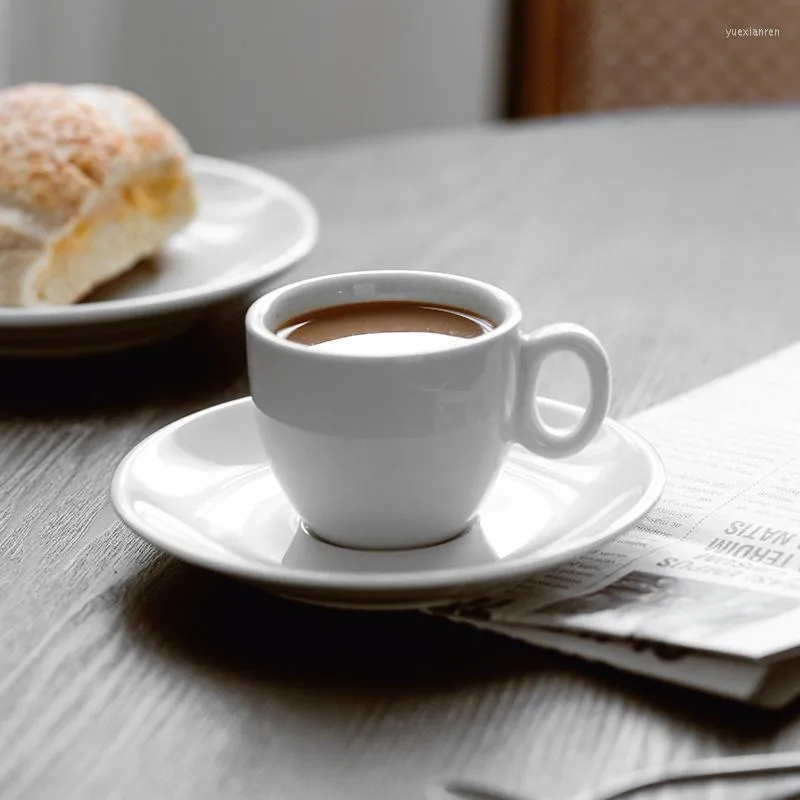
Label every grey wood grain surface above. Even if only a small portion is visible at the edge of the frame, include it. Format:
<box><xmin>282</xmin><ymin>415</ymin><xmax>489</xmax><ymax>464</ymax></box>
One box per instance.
<box><xmin>3</xmin><ymin>108</ymin><xmax>800</xmax><ymax>800</ymax></box>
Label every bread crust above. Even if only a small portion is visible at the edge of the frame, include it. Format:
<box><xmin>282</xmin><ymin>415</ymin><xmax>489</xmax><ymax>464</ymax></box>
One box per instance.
<box><xmin>0</xmin><ymin>83</ymin><xmax>196</xmax><ymax>306</ymax></box>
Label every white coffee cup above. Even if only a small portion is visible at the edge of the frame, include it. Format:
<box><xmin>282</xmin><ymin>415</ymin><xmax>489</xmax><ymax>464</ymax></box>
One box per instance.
<box><xmin>245</xmin><ymin>270</ymin><xmax>611</xmax><ymax>550</ymax></box>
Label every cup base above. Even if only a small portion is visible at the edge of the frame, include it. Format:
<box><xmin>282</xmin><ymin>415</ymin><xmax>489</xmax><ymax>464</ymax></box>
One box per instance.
<box><xmin>300</xmin><ymin>518</ymin><xmax>475</xmax><ymax>552</ymax></box>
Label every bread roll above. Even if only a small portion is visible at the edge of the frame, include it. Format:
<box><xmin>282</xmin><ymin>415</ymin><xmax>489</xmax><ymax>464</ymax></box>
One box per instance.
<box><xmin>0</xmin><ymin>83</ymin><xmax>197</xmax><ymax>307</ymax></box>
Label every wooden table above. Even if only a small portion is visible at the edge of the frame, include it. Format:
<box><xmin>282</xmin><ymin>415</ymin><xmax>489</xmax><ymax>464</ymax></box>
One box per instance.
<box><xmin>3</xmin><ymin>108</ymin><xmax>800</xmax><ymax>800</ymax></box>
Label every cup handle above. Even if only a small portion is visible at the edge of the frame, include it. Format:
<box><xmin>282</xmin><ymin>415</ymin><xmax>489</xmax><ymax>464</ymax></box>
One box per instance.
<box><xmin>515</xmin><ymin>323</ymin><xmax>611</xmax><ymax>458</ymax></box>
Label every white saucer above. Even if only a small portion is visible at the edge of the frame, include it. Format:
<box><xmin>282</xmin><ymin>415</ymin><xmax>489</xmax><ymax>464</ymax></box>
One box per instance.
<box><xmin>111</xmin><ymin>398</ymin><xmax>664</xmax><ymax>610</ymax></box>
<box><xmin>0</xmin><ymin>156</ymin><xmax>318</xmax><ymax>357</ymax></box>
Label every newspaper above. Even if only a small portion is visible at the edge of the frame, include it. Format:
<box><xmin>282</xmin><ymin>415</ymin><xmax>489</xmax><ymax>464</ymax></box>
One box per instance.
<box><xmin>435</xmin><ymin>343</ymin><xmax>800</xmax><ymax>708</ymax></box>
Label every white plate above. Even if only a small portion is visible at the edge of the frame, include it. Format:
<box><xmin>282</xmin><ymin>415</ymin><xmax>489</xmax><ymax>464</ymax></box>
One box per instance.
<box><xmin>0</xmin><ymin>156</ymin><xmax>318</xmax><ymax>356</ymax></box>
<box><xmin>111</xmin><ymin>397</ymin><xmax>665</xmax><ymax>610</ymax></box>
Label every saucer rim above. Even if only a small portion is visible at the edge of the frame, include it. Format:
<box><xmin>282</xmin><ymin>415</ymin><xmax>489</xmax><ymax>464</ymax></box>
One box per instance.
<box><xmin>111</xmin><ymin>397</ymin><xmax>666</xmax><ymax>597</ymax></box>
<box><xmin>0</xmin><ymin>156</ymin><xmax>319</xmax><ymax>327</ymax></box>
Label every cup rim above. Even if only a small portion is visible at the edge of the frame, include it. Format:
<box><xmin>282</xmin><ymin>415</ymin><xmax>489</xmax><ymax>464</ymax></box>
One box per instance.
<box><xmin>245</xmin><ymin>269</ymin><xmax>521</xmax><ymax>361</ymax></box>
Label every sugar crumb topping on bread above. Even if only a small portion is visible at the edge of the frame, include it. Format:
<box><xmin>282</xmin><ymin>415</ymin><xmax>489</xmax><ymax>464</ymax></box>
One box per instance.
<box><xmin>0</xmin><ymin>83</ymin><xmax>190</xmax><ymax>230</ymax></box>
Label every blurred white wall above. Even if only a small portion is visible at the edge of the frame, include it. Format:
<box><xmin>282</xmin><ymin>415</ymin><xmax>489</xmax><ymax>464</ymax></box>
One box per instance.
<box><xmin>0</xmin><ymin>0</ymin><xmax>10</xmax><ymax>86</ymax></box>
<box><xmin>3</xmin><ymin>0</ymin><xmax>505</xmax><ymax>157</ymax></box>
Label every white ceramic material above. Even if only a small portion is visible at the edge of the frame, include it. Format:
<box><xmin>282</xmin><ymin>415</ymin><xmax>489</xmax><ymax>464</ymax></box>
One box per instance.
<box><xmin>110</xmin><ymin>397</ymin><xmax>664</xmax><ymax>611</ymax></box>
<box><xmin>0</xmin><ymin>156</ymin><xmax>318</xmax><ymax>356</ymax></box>
<box><xmin>245</xmin><ymin>270</ymin><xmax>612</xmax><ymax>550</ymax></box>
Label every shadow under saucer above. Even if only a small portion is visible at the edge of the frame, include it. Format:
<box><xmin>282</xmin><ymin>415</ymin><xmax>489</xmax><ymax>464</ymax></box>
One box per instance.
<box><xmin>120</xmin><ymin>557</ymin><xmax>533</xmax><ymax>699</ymax></box>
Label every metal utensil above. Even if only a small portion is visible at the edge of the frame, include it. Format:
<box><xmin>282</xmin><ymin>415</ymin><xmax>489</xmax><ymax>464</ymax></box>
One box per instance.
<box><xmin>431</xmin><ymin>751</ymin><xmax>800</xmax><ymax>800</ymax></box>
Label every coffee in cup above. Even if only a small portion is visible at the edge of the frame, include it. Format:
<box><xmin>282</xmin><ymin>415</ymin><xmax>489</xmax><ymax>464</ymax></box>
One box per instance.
<box><xmin>276</xmin><ymin>299</ymin><xmax>494</xmax><ymax>354</ymax></box>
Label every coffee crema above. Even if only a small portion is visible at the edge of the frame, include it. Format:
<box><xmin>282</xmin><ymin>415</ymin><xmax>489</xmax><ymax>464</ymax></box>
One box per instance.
<box><xmin>276</xmin><ymin>300</ymin><xmax>495</xmax><ymax>355</ymax></box>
